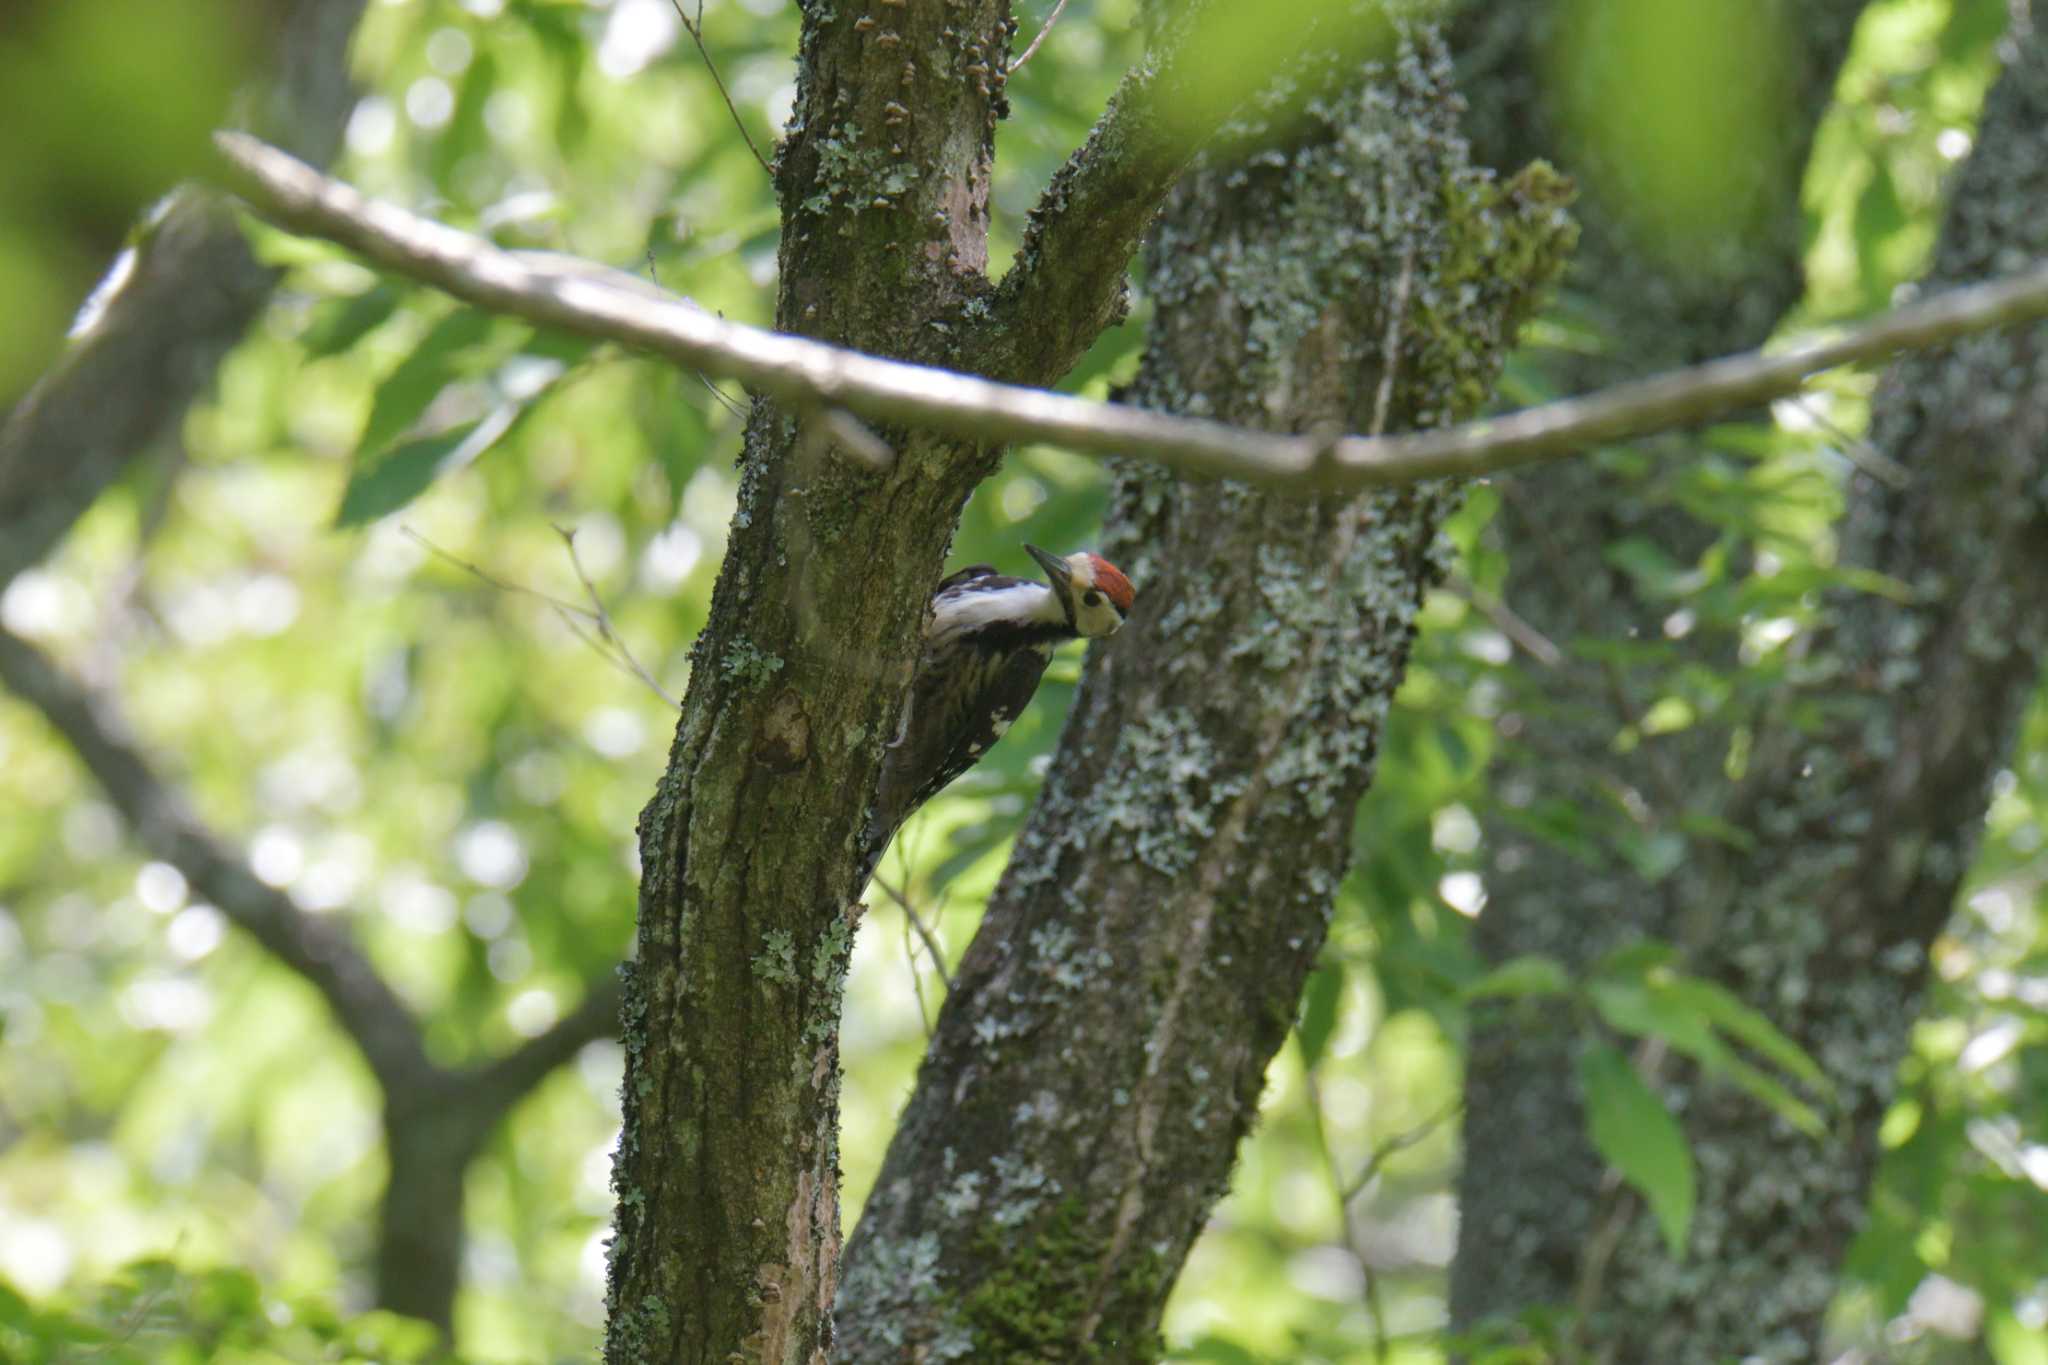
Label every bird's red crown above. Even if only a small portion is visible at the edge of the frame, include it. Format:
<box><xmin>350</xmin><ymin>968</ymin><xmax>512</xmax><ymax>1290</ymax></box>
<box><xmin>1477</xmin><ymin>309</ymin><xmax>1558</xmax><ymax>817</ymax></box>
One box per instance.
<box><xmin>1076</xmin><ymin>553</ymin><xmax>1135</xmax><ymax>615</ymax></box>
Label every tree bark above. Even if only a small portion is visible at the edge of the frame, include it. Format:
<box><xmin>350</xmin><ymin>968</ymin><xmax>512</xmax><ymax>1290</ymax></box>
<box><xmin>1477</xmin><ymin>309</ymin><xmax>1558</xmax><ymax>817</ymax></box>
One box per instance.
<box><xmin>1446</xmin><ymin>0</ymin><xmax>1869</xmax><ymax>1333</ymax></box>
<box><xmin>836</xmin><ymin>27</ymin><xmax>1573</xmax><ymax>1361</ymax></box>
<box><xmin>0</xmin><ymin>0</ymin><xmax>367</xmax><ymax>592</ymax></box>
<box><xmin>600</xmin><ymin>1</ymin><xmax>1256</xmax><ymax>1357</ymax></box>
<box><xmin>1450</xmin><ymin>8</ymin><xmax>2048</xmax><ymax>1361</ymax></box>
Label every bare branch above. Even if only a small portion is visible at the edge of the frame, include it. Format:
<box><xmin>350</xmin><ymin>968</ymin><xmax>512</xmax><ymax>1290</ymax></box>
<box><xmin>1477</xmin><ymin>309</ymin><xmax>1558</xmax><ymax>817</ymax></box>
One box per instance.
<box><xmin>870</xmin><ymin>872</ymin><xmax>953</xmax><ymax>990</ymax></box>
<box><xmin>214</xmin><ymin>132</ymin><xmax>2048</xmax><ymax>494</ymax></box>
<box><xmin>0</xmin><ymin>0</ymin><xmax>368</xmax><ymax>595</ymax></box>
<box><xmin>667</xmin><ymin>0</ymin><xmax>773</xmax><ymax>175</ymax></box>
<box><xmin>1787</xmin><ymin>393</ymin><xmax>1912</xmax><ymax>489</ymax></box>
<box><xmin>554</xmin><ymin>525</ymin><xmax>683</xmax><ymax>708</ymax></box>
<box><xmin>459</xmin><ymin>970</ymin><xmax>625</xmax><ymax>1118</ymax></box>
<box><xmin>403</xmin><ymin>527</ymin><xmax>679</xmax><ymax>708</ymax></box>
<box><xmin>0</xmin><ymin>623</ymin><xmax>434</xmax><ymax>1093</ymax></box>
<box><xmin>1008</xmin><ymin>0</ymin><xmax>1072</xmax><ymax>75</ymax></box>
<box><xmin>808</xmin><ymin>405</ymin><xmax>896</xmax><ymax>471</ymax></box>
<box><xmin>1444</xmin><ymin>573</ymin><xmax>1563</xmax><ymax>667</ymax></box>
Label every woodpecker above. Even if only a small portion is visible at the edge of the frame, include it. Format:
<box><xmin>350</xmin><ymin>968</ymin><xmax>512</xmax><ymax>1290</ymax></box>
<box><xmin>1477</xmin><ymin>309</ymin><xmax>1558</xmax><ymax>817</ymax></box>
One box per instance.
<box><xmin>864</xmin><ymin>544</ymin><xmax>1136</xmax><ymax>866</ymax></box>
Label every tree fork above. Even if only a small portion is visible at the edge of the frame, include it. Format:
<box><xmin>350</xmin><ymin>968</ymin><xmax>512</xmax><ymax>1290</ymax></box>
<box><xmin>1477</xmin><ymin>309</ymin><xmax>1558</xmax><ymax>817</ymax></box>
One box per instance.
<box><xmin>837</xmin><ymin>26</ymin><xmax>1574</xmax><ymax>1359</ymax></box>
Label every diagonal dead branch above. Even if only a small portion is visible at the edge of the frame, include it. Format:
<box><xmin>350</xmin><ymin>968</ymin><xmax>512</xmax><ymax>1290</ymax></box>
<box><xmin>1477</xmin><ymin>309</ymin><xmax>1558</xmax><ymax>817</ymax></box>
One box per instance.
<box><xmin>214</xmin><ymin>132</ymin><xmax>2048</xmax><ymax>496</ymax></box>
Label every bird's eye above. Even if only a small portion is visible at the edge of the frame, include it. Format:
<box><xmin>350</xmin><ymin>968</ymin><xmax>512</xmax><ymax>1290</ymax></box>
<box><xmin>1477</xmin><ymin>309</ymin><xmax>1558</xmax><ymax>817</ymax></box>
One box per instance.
<box><xmin>1083</xmin><ymin>590</ymin><xmax>1103</xmax><ymax>607</ymax></box>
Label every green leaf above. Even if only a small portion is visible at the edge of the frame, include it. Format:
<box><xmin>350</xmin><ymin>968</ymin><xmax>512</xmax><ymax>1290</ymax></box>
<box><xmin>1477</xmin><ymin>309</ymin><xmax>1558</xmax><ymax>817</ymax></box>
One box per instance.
<box><xmin>1578</xmin><ymin>1043</ymin><xmax>1694</xmax><ymax>1258</ymax></box>
<box><xmin>1463</xmin><ymin>954</ymin><xmax>1572</xmax><ymax>1002</ymax></box>
<box><xmin>1588</xmin><ymin>976</ymin><xmax>1825</xmax><ymax>1136</ymax></box>
<box><xmin>1296</xmin><ymin>962</ymin><xmax>1346</xmax><ymax>1068</ymax></box>
<box><xmin>1592</xmin><ymin>940</ymin><xmax>1680</xmax><ymax>980</ymax></box>
<box><xmin>1854</xmin><ymin>162</ymin><xmax>1907</xmax><ymax>248</ymax></box>
<box><xmin>300</xmin><ymin>283</ymin><xmax>402</xmax><ymax>357</ymax></box>
<box><xmin>1175</xmin><ymin>1335</ymin><xmax>1265</xmax><ymax>1365</ymax></box>
<box><xmin>336</xmin><ymin>407</ymin><xmax>514</xmax><ymax>527</ymax></box>
<box><xmin>1615</xmin><ymin>829</ymin><xmax>1687</xmax><ymax>882</ymax></box>
<box><xmin>1603</xmin><ymin>536</ymin><xmax>1687</xmax><ymax>598</ymax></box>
<box><xmin>356</xmin><ymin>307</ymin><xmax>502</xmax><ymax>458</ymax></box>
<box><xmin>1653</xmin><ymin>975</ymin><xmax>1828</xmax><ymax>1091</ymax></box>
<box><xmin>1674</xmin><ymin>811</ymin><xmax>1757</xmax><ymax>851</ymax></box>
<box><xmin>1940</xmin><ymin>0</ymin><xmax>2012</xmax><ymax>63</ymax></box>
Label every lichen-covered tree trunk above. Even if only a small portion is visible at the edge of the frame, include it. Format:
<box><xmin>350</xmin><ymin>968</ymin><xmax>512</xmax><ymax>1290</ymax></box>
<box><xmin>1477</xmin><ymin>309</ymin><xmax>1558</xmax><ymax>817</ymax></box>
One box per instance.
<box><xmin>1444</xmin><ymin>0</ymin><xmax>1869</xmax><ymax>1331</ymax></box>
<box><xmin>600</xmin><ymin>2</ymin><xmax>1226</xmax><ymax>1358</ymax></box>
<box><xmin>600</xmin><ymin>7</ymin><xmax>1028</xmax><ymax>1357</ymax></box>
<box><xmin>1451</xmin><ymin>12</ymin><xmax>2048</xmax><ymax>1362</ymax></box>
<box><xmin>835</xmin><ymin>30</ymin><xmax>1573</xmax><ymax>1360</ymax></box>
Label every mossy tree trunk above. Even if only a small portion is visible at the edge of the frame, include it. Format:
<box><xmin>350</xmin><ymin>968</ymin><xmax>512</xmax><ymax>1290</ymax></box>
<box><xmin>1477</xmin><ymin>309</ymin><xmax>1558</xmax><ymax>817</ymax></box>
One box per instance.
<box><xmin>1449</xmin><ymin>8</ymin><xmax>2048</xmax><ymax>1360</ymax></box>
<box><xmin>834</xmin><ymin>28</ymin><xmax>1573</xmax><ymax>1361</ymax></box>
<box><xmin>600</xmin><ymin>2</ymin><xmax>1293</xmax><ymax>1360</ymax></box>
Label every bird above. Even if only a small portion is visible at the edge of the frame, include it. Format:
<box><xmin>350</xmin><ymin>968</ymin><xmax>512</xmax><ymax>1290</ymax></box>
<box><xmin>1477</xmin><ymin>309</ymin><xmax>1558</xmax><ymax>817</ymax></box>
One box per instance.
<box><xmin>862</xmin><ymin>543</ymin><xmax>1135</xmax><ymax>874</ymax></box>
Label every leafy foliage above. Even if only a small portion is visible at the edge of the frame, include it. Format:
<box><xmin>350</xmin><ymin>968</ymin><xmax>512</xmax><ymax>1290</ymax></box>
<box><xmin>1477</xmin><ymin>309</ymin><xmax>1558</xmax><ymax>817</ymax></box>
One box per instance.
<box><xmin>0</xmin><ymin>0</ymin><xmax>2043</xmax><ymax>1361</ymax></box>
<box><xmin>0</xmin><ymin>1260</ymin><xmax>451</xmax><ymax>1365</ymax></box>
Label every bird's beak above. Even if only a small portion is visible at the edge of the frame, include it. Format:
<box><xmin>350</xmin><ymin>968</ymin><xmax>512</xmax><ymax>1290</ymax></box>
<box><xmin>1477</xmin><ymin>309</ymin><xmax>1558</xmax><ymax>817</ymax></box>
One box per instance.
<box><xmin>1025</xmin><ymin>543</ymin><xmax>1076</xmax><ymax>622</ymax></box>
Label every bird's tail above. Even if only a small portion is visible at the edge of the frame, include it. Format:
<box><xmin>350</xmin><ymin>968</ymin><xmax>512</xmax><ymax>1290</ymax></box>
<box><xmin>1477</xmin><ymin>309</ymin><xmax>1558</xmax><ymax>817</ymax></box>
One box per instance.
<box><xmin>852</xmin><ymin>807</ymin><xmax>896</xmax><ymax>902</ymax></box>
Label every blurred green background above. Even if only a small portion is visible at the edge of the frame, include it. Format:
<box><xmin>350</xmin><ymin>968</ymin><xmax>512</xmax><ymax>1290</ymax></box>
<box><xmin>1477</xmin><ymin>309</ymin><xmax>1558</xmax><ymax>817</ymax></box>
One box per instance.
<box><xmin>1</xmin><ymin>0</ymin><xmax>2042</xmax><ymax>1360</ymax></box>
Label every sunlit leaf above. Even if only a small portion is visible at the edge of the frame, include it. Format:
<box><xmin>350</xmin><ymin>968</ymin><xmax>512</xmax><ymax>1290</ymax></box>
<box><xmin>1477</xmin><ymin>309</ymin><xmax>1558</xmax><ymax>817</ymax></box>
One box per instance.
<box><xmin>357</xmin><ymin>308</ymin><xmax>505</xmax><ymax>458</ymax></box>
<box><xmin>337</xmin><ymin>407</ymin><xmax>517</xmax><ymax>527</ymax></box>
<box><xmin>301</xmin><ymin>284</ymin><xmax>404</xmax><ymax>358</ymax></box>
<box><xmin>1463</xmin><ymin>954</ymin><xmax>1572</xmax><ymax>1002</ymax></box>
<box><xmin>1653</xmin><ymin>974</ymin><xmax>1829</xmax><ymax>1092</ymax></box>
<box><xmin>1579</xmin><ymin>1042</ymin><xmax>1694</xmax><ymax>1258</ymax></box>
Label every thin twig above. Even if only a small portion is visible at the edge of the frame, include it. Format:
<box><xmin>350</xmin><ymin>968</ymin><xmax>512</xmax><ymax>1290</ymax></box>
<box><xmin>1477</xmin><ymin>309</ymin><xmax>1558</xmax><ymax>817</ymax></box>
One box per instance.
<box><xmin>1300</xmin><ymin>1060</ymin><xmax>1391</xmax><ymax>1362</ymax></box>
<box><xmin>900</xmin><ymin>904</ymin><xmax>934</xmax><ymax>1039</ymax></box>
<box><xmin>1444</xmin><ymin>572</ymin><xmax>1564</xmax><ymax>668</ymax></box>
<box><xmin>404</xmin><ymin>527</ymin><xmax>679</xmax><ymax>708</ymax></box>
<box><xmin>1009</xmin><ymin>0</ymin><xmax>1072</xmax><ymax>73</ymax></box>
<box><xmin>1342</xmin><ymin>1099</ymin><xmax>1462</xmax><ymax>1204</ymax></box>
<box><xmin>215</xmin><ymin>131</ymin><xmax>2048</xmax><ymax>494</ymax></box>
<box><xmin>872</xmin><ymin>871</ymin><xmax>953</xmax><ymax>990</ymax></box>
<box><xmin>644</xmin><ymin>244</ymin><xmax>752</xmax><ymax>422</ymax></box>
<box><xmin>696</xmin><ymin>368</ymin><xmax>751</xmax><ymax>422</ymax></box>
<box><xmin>669</xmin><ymin>0</ymin><xmax>773</xmax><ymax>174</ymax></box>
<box><xmin>1786</xmin><ymin>393</ymin><xmax>1912</xmax><ymax>489</ymax></box>
<box><xmin>554</xmin><ymin>524</ymin><xmax>682</xmax><ymax>707</ymax></box>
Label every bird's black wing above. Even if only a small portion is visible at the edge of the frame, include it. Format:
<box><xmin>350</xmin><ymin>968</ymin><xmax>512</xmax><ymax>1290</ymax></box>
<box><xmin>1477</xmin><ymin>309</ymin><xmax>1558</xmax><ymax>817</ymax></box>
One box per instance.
<box><xmin>933</xmin><ymin>564</ymin><xmax>1002</xmax><ymax>594</ymax></box>
<box><xmin>870</xmin><ymin>636</ymin><xmax>1052</xmax><ymax>847</ymax></box>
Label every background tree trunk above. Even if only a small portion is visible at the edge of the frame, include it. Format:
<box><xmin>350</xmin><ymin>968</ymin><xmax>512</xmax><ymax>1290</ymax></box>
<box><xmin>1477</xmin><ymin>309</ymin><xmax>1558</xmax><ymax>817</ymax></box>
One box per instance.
<box><xmin>836</xmin><ymin>26</ymin><xmax>1572</xmax><ymax>1360</ymax></box>
<box><xmin>1451</xmin><ymin>8</ymin><xmax>2048</xmax><ymax>1360</ymax></box>
<box><xmin>1445</xmin><ymin>0</ymin><xmax>1869</xmax><ymax>1329</ymax></box>
<box><xmin>0</xmin><ymin>0</ymin><xmax>368</xmax><ymax>590</ymax></box>
<box><xmin>0</xmin><ymin>5</ymin><xmax>638</xmax><ymax>1333</ymax></box>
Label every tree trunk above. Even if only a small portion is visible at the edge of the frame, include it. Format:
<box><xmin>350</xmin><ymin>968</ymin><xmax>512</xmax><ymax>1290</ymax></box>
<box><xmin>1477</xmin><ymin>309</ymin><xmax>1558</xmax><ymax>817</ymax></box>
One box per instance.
<box><xmin>0</xmin><ymin>0</ymin><xmax>368</xmax><ymax>590</ymax></box>
<box><xmin>1446</xmin><ymin>0</ymin><xmax>1869</xmax><ymax>1332</ymax></box>
<box><xmin>836</xmin><ymin>26</ymin><xmax>1573</xmax><ymax>1360</ymax></box>
<box><xmin>600</xmin><ymin>2</ymin><xmax>1231</xmax><ymax>1357</ymax></box>
<box><xmin>1451</xmin><ymin>10</ymin><xmax>2048</xmax><ymax>1361</ymax></box>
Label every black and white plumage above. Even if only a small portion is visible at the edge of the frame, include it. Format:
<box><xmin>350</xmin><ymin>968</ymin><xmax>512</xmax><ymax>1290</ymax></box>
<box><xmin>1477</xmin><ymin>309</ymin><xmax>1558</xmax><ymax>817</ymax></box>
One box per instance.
<box><xmin>863</xmin><ymin>544</ymin><xmax>1135</xmax><ymax>867</ymax></box>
